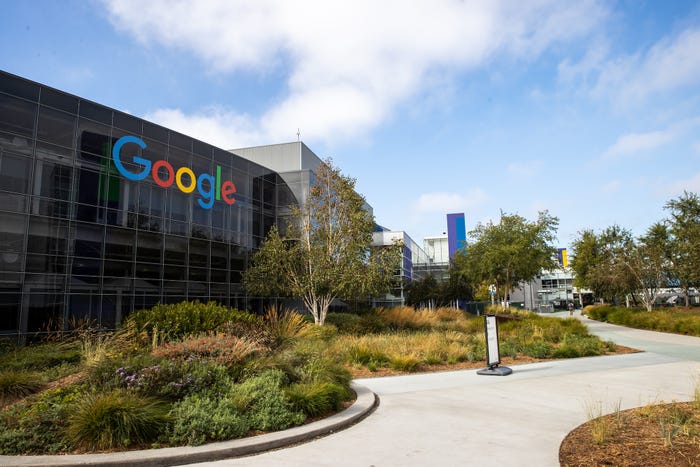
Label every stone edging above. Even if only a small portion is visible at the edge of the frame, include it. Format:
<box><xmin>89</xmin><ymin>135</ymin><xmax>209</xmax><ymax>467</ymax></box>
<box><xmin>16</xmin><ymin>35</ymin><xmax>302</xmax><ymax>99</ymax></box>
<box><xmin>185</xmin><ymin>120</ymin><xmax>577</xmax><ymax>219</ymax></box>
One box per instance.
<box><xmin>0</xmin><ymin>382</ymin><xmax>378</xmax><ymax>467</ymax></box>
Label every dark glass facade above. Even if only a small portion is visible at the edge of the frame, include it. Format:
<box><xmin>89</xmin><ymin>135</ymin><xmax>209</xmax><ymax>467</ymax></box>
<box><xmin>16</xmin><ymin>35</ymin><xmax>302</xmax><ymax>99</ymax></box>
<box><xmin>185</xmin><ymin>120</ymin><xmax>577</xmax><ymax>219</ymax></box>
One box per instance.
<box><xmin>0</xmin><ymin>71</ymin><xmax>295</xmax><ymax>337</ymax></box>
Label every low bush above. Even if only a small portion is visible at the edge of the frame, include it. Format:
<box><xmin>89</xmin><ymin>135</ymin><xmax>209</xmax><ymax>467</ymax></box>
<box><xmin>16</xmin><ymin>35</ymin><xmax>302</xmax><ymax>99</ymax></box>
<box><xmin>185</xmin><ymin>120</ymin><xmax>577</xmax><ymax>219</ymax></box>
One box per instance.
<box><xmin>0</xmin><ymin>340</ymin><xmax>82</xmax><ymax>372</ymax></box>
<box><xmin>66</xmin><ymin>390</ymin><xmax>171</xmax><ymax>450</ymax></box>
<box><xmin>325</xmin><ymin>312</ymin><xmax>363</xmax><ymax>334</ymax></box>
<box><xmin>0</xmin><ymin>386</ymin><xmax>82</xmax><ymax>454</ymax></box>
<box><xmin>295</xmin><ymin>355</ymin><xmax>352</xmax><ymax>387</ymax></box>
<box><xmin>0</xmin><ymin>370</ymin><xmax>44</xmax><ymax>402</ymax></box>
<box><xmin>263</xmin><ymin>307</ymin><xmax>313</xmax><ymax>348</ymax></box>
<box><xmin>345</xmin><ymin>342</ymin><xmax>389</xmax><ymax>367</ymax></box>
<box><xmin>586</xmin><ymin>305</ymin><xmax>700</xmax><ymax>337</ymax></box>
<box><xmin>376</xmin><ymin>307</ymin><xmax>434</xmax><ymax>330</ymax></box>
<box><xmin>127</xmin><ymin>301</ymin><xmax>259</xmax><ymax>343</ymax></box>
<box><xmin>90</xmin><ymin>352</ymin><xmax>232</xmax><ymax>400</ymax></box>
<box><xmin>521</xmin><ymin>341</ymin><xmax>554</xmax><ymax>359</ymax></box>
<box><xmin>553</xmin><ymin>334</ymin><xmax>605</xmax><ymax>358</ymax></box>
<box><xmin>285</xmin><ymin>381</ymin><xmax>351</xmax><ymax>417</ymax></box>
<box><xmin>169</xmin><ymin>393</ymin><xmax>248</xmax><ymax>446</ymax></box>
<box><xmin>117</xmin><ymin>360</ymin><xmax>232</xmax><ymax>400</ymax></box>
<box><xmin>229</xmin><ymin>369</ymin><xmax>304</xmax><ymax>431</ymax></box>
<box><xmin>152</xmin><ymin>334</ymin><xmax>263</xmax><ymax>367</ymax></box>
<box><xmin>389</xmin><ymin>354</ymin><xmax>422</xmax><ymax>372</ymax></box>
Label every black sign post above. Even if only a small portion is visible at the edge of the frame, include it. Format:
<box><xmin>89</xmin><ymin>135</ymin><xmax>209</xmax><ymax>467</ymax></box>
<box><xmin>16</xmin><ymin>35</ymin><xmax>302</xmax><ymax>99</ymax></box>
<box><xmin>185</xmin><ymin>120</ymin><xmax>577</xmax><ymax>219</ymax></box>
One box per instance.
<box><xmin>477</xmin><ymin>314</ymin><xmax>512</xmax><ymax>376</ymax></box>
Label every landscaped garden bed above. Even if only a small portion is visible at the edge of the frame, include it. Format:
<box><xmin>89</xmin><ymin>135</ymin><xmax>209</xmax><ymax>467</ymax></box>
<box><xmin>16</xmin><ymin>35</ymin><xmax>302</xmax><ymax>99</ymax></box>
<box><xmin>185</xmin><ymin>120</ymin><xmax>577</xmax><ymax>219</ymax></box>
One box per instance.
<box><xmin>0</xmin><ymin>302</ymin><xmax>622</xmax><ymax>455</ymax></box>
<box><xmin>585</xmin><ymin>304</ymin><xmax>700</xmax><ymax>337</ymax></box>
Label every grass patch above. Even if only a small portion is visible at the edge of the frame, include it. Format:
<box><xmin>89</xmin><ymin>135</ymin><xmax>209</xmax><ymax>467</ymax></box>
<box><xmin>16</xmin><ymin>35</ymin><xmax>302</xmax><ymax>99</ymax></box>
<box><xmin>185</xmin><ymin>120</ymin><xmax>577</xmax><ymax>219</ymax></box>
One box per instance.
<box><xmin>586</xmin><ymin>305</ymin><xmax>700</xmax><ymax>337</ymax></box>
<box><xmin>67</xmin><ymin>390</ymin><xmax>170</xmax><ymax>450</ymax></box>
<box><xmin>0</xmin><ymin>370</ymin><xmax>44</xmax><ymax>402</ymax></box>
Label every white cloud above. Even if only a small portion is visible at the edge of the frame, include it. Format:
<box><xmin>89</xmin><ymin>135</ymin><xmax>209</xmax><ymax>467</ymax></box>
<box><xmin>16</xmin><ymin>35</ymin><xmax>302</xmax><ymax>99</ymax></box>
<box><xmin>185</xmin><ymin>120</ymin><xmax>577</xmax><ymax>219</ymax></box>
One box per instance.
<box><xmin>144</xmin><ymin>107</ymin><xmax>261</xmax><ymax>149</ymax></box>
<box><xmin>101</xmin><ymin>0</ymin><xmax>608</xmax><ymax>145</ymax></box>
<box><xmin>563</xmin><ymin>26</ymin><xmax>700</xmax><ymax>106</ymax></box>
<box><xmin>414</xmin><ymin>189</ymin><xmax>488</xmax><ymax>214</ymax></box>
<box><xmin>602</xmin><ymin>129</ymin><xmax>676</xmax><ymax>159</ymax></box>
<box><xmin>601</xmin><ymin>117</ymin><xmax>700</xmax><ymax>160</ymax></box>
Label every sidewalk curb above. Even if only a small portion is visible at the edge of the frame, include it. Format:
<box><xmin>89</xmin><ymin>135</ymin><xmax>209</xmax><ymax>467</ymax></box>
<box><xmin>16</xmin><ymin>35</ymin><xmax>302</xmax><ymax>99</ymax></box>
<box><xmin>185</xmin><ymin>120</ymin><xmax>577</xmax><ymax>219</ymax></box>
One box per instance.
<box><xmin>0</xmin><ymin>382</ymin><xmax>378</xmax><ymax>467</ymax></box>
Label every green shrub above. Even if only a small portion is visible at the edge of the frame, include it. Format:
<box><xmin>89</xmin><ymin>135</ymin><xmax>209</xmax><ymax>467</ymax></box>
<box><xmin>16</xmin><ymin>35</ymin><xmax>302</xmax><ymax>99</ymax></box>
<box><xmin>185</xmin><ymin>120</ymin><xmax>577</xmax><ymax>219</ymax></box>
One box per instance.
<box><xmin>356</xmin><ymin>313</ymin><xmax>389</xmax><ymax>334</ymax></box>
<box><xmin>0</xmin><ymin>370</ymin><xmax>44</xmax><ymax>401</ymax></box>
<box><xmin>586</xmin><ymin>306</ymin><xmax>700</xmax><ymax>337</ymax></box>
<box><xmin>67</xmin><ymin>390</ymin><xmax>171</xmax><ymax>450</ymax></box>
<box><xmin>325</xmin><ymin>312</ymin><xmax>363</xmax><ymax>334</ymax></box>
<box><xmin>586</xmin><ymin>305</ymin><xmax>614</xmax><ymax>321</ymax></box>
<box><xmin>264</xmin><ymin>307</ymin><xmax>314</xmax><ymax>348</ymax></box>
<box><xmin>376</xmin><ymin>307</ymin><xmax>434</xmax><ymax>330</ymax></box>
<box><xmin>285</xmin><ymin>381</ymin><xmax>351</xmax><ymax>417</ymax></box>
<box><xmin>89</xmin><ymin>351</ymin><xmax>232</xmax><ymax>401</ymax></box>
<box><xmin>553</xmin><ymin>334</ymin><xmax>605</xmax><ymax>358</ymax></box>
<box><xmin>127</xmin><ymin>301</ymin><xmax>258</xmax><ymax>342</ymax></box>
<box><xmin>499</xmin><ymin>338</ymin><xmax>518</xmax><ymax>358</ymax></box>
<box><xmin>169</xmin><ymin>393</ymin><xmax>249</xmax><ymax>446</ymax></box>
<box><xmin>152</xmin><ymin>334</ymin><xmax>263</xmax><ymax>367</ymax></box>
<box><xmin>346</xmin><ymin>343</ymin><xmax>389</xmax><ymax>367</ymax></box>
<box><xmin>295</xmin><ymin>356</ymin><xmax>352</xmax><ymax>387</ymax></box>
<box><xmin>229</xmin><ymin>370</ymin><xmax>304</xmax><ymax>431</ymax></box>
<box><xmin>0</xmin><ymin>386</ymin><xmax>82</xmax><ymax>455</ymax></box>
<box><xmin>521</xmin><ymin>341</ymin><xmax>554</xmax><ymax>359</ymax></box>
<box><xmin>0</xmin><ymin>341</ymin><xmax>82</xmax><ymax>372</ymax></box>
<box><xmin>389</xmin><ymin>355</ymin><xmax>422</xmax><ymax>372</ymax></box>
<box><xmin>111</xmin><ymin>360</ymin><xmax>232</xmax><ymax>400</ymax></box>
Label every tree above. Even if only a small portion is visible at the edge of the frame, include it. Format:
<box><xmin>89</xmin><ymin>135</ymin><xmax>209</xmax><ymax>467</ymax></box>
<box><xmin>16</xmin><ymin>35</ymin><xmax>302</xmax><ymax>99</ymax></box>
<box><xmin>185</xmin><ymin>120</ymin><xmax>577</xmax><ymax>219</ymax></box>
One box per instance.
<box><xmin>452</xmin><ymin>211</ymin><xmax>559</xmax><ymax>306</ymax></box>
<box><xmin>665</xmin><ymin>191</ymin><xmax>700</xmax><ymax>308</ymax></box>
<box><xmin>570</xmin><ymin>226</ymin><xmax>636</xmax><ymax>304</ymax></box>
<box><xmin>405</xmin><ymin>272</ymin><xmax>473</xmax><ymax>309</ymax></box>
<box><xmin>623</xmin><ymin>223</ymin><xmax>673</xmax><ymax>311</ymax></box>
<box><xmin>243</xmin><ymin>160</ymin><xmax>401</xmax><ymax>325</ymax></box>
<box><xmin>571</xmin><ymin>224</ymin><xmax>672</xmax><ymax>309</ymax></box>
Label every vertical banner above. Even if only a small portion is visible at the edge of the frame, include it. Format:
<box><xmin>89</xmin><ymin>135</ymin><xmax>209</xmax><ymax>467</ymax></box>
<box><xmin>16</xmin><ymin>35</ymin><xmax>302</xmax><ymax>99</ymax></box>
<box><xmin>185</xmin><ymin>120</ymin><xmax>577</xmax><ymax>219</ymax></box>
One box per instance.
<box><xmin>477</xmin><ymin>314</ymin><xmax>512</xmax><ymax>376</ymax></box>
<box><xmin>485</xmin><ymin>314</ymin><xmax>500</xmax><ymax>367</ymax></box>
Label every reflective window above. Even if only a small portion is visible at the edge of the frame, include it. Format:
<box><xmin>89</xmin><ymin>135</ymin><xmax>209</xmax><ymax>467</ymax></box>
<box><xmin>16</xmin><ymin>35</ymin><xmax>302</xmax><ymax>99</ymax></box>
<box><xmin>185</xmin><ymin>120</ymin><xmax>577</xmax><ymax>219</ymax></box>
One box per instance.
<box><xmin>79</xmin><ymin>100</ymin><xmax>112</xmax><ymax>125</ymax></box>
<box><xmin>0</xmin><ymin>94</ymin><xmax>36</xmax><ymax>137</ymax></box>
<box><xmin>36</xmin><ymin>161</ymin><xmax>72</xmax><ymax>200</ymax></box>
<box><xmin>40</xmin><ymin>88</ymin><xmax>78</xmax><ymax>114</ymax></box>
<box><xmin>37</xmin><ymin>106</ymin><xmax>75</xmax><ymax>148</ymax></box>
<box><xmin>0</xmin><ymin>153</ymin><xmax>31</xmax><ymax>193</ymax></box>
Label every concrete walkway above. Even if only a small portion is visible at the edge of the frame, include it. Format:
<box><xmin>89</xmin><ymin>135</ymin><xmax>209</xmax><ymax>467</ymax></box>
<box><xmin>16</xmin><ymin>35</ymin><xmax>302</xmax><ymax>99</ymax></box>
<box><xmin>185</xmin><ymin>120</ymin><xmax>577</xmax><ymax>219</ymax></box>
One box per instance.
<box><xmin>194</xmin><ymin>312</ymin><xmax>700</xmax><ymax>467</ymax></box>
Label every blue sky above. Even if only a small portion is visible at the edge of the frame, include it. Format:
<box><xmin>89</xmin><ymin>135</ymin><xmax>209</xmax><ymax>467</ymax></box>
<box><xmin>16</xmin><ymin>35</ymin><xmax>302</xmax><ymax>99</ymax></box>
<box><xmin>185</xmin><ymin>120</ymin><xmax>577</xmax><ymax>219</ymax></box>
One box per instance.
<box><xmin>3</xmin><ymin>0</ymin><xmax>700</xmax><ymax>248</ymax></box>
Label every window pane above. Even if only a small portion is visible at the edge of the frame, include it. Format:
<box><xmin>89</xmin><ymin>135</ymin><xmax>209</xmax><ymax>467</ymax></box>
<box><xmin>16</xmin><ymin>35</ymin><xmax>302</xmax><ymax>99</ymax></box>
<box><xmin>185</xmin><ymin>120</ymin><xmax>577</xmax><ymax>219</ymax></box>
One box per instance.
<box><xmin>37</xmin><ymin>106</ymin><xmax>76</xmax><ymax>147</ymax></box>
<box><xmin>0</xmin><ymin>154</ymin><xmax>31</xmax><ymax>193</ymax></box>
<box><xmin>0</xmin><ymin>94</ymin><xmax>36</xmax><ymax>137</ymax></box>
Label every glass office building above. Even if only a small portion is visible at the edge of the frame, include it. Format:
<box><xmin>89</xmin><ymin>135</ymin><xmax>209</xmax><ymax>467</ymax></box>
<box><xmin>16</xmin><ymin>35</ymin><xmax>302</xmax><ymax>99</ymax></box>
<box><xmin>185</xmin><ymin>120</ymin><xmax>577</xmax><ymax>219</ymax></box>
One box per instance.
<box><xmin>0</xmin><ymin>71</ymin><xmax>296</xmax><ymax>338</ymax></box>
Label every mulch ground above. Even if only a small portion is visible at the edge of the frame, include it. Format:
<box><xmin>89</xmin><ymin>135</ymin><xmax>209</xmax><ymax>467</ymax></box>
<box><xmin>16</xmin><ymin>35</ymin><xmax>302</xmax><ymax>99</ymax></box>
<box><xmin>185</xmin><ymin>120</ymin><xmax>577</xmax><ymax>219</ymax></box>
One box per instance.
<box><xmin>560</xmin><ymin>402</ymin><xmax>700</xmax><ymax>466</ymax></box>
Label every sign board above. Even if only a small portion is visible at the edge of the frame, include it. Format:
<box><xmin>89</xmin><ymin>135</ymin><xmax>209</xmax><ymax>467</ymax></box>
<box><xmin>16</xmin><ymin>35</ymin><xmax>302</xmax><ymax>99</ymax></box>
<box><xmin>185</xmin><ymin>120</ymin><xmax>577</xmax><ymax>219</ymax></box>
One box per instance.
<box><xmin>485</xmin><ymin>314</ymin><xmax>500</xmax><ymax>366</ymax></box>
<box><xmin>477</xmin><ymin>314</ymin><xmax>512</xmax><ymax>376</ymax></box>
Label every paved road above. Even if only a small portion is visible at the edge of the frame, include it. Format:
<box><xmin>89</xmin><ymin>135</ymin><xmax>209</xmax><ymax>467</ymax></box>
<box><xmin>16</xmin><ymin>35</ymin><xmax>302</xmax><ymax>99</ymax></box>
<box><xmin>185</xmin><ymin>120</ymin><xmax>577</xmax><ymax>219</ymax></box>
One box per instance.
<box><xmin>195</xmin><ymin>313</ymin><xmax>700</xmax><ymax>467</ymax></box>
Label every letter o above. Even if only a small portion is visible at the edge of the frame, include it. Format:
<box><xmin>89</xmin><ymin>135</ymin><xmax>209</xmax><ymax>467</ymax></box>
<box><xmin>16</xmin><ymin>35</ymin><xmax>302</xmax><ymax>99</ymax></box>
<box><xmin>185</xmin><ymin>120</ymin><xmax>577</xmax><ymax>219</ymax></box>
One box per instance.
<box><xmin>176</xmin><ymin>167</ymin><xmax>196</xmax><ymax>193</ymax></box>
<box><xmin>151</xmin><ymin>160</ymin><xmax>174</xmax><ymax>188</ymax></box>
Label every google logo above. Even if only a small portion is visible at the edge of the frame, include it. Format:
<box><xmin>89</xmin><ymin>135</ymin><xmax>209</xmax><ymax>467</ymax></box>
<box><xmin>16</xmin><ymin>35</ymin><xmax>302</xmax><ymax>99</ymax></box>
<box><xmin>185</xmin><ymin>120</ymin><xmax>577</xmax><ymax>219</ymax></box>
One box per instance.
<box><xmin>112</xmin><ymin>135</ymin><xmax>236</xmax><ymax>209</ymax></box>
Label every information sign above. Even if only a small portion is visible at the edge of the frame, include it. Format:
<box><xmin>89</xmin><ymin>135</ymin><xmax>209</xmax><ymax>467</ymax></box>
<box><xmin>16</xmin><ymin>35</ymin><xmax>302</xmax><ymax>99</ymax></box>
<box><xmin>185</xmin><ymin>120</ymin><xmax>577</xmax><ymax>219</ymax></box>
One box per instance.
<box><xmin>477</xmin><ymin>314</ymin><xmax>513</xmax><ymax>376</ymax></box>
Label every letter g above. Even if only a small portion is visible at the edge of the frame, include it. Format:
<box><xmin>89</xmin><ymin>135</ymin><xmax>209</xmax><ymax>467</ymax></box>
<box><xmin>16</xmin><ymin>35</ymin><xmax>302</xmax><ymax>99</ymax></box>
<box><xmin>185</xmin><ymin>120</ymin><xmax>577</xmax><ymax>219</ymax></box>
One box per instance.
<box><xmin>112</xmin><ymin>135</ymin><xmax>150</xmax><ymax>181</ymax></box>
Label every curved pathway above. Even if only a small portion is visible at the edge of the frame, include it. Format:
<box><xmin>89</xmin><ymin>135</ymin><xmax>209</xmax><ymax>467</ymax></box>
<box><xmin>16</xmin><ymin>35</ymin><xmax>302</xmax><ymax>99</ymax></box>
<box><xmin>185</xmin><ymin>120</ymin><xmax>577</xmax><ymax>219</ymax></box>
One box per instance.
<box><xmin>196</xmin><ymin>312</ymin><xmax>700</xmax><ymax>466</ymax></box>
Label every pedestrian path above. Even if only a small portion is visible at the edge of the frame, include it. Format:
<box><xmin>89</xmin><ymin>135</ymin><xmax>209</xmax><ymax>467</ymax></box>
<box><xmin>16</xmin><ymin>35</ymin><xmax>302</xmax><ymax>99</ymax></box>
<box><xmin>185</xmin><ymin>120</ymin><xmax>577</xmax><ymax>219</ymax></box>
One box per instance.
<box><xmin>194</xmin><ymin>314</ymin><xmax>700</xmax><ymax>467</ymax></box>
